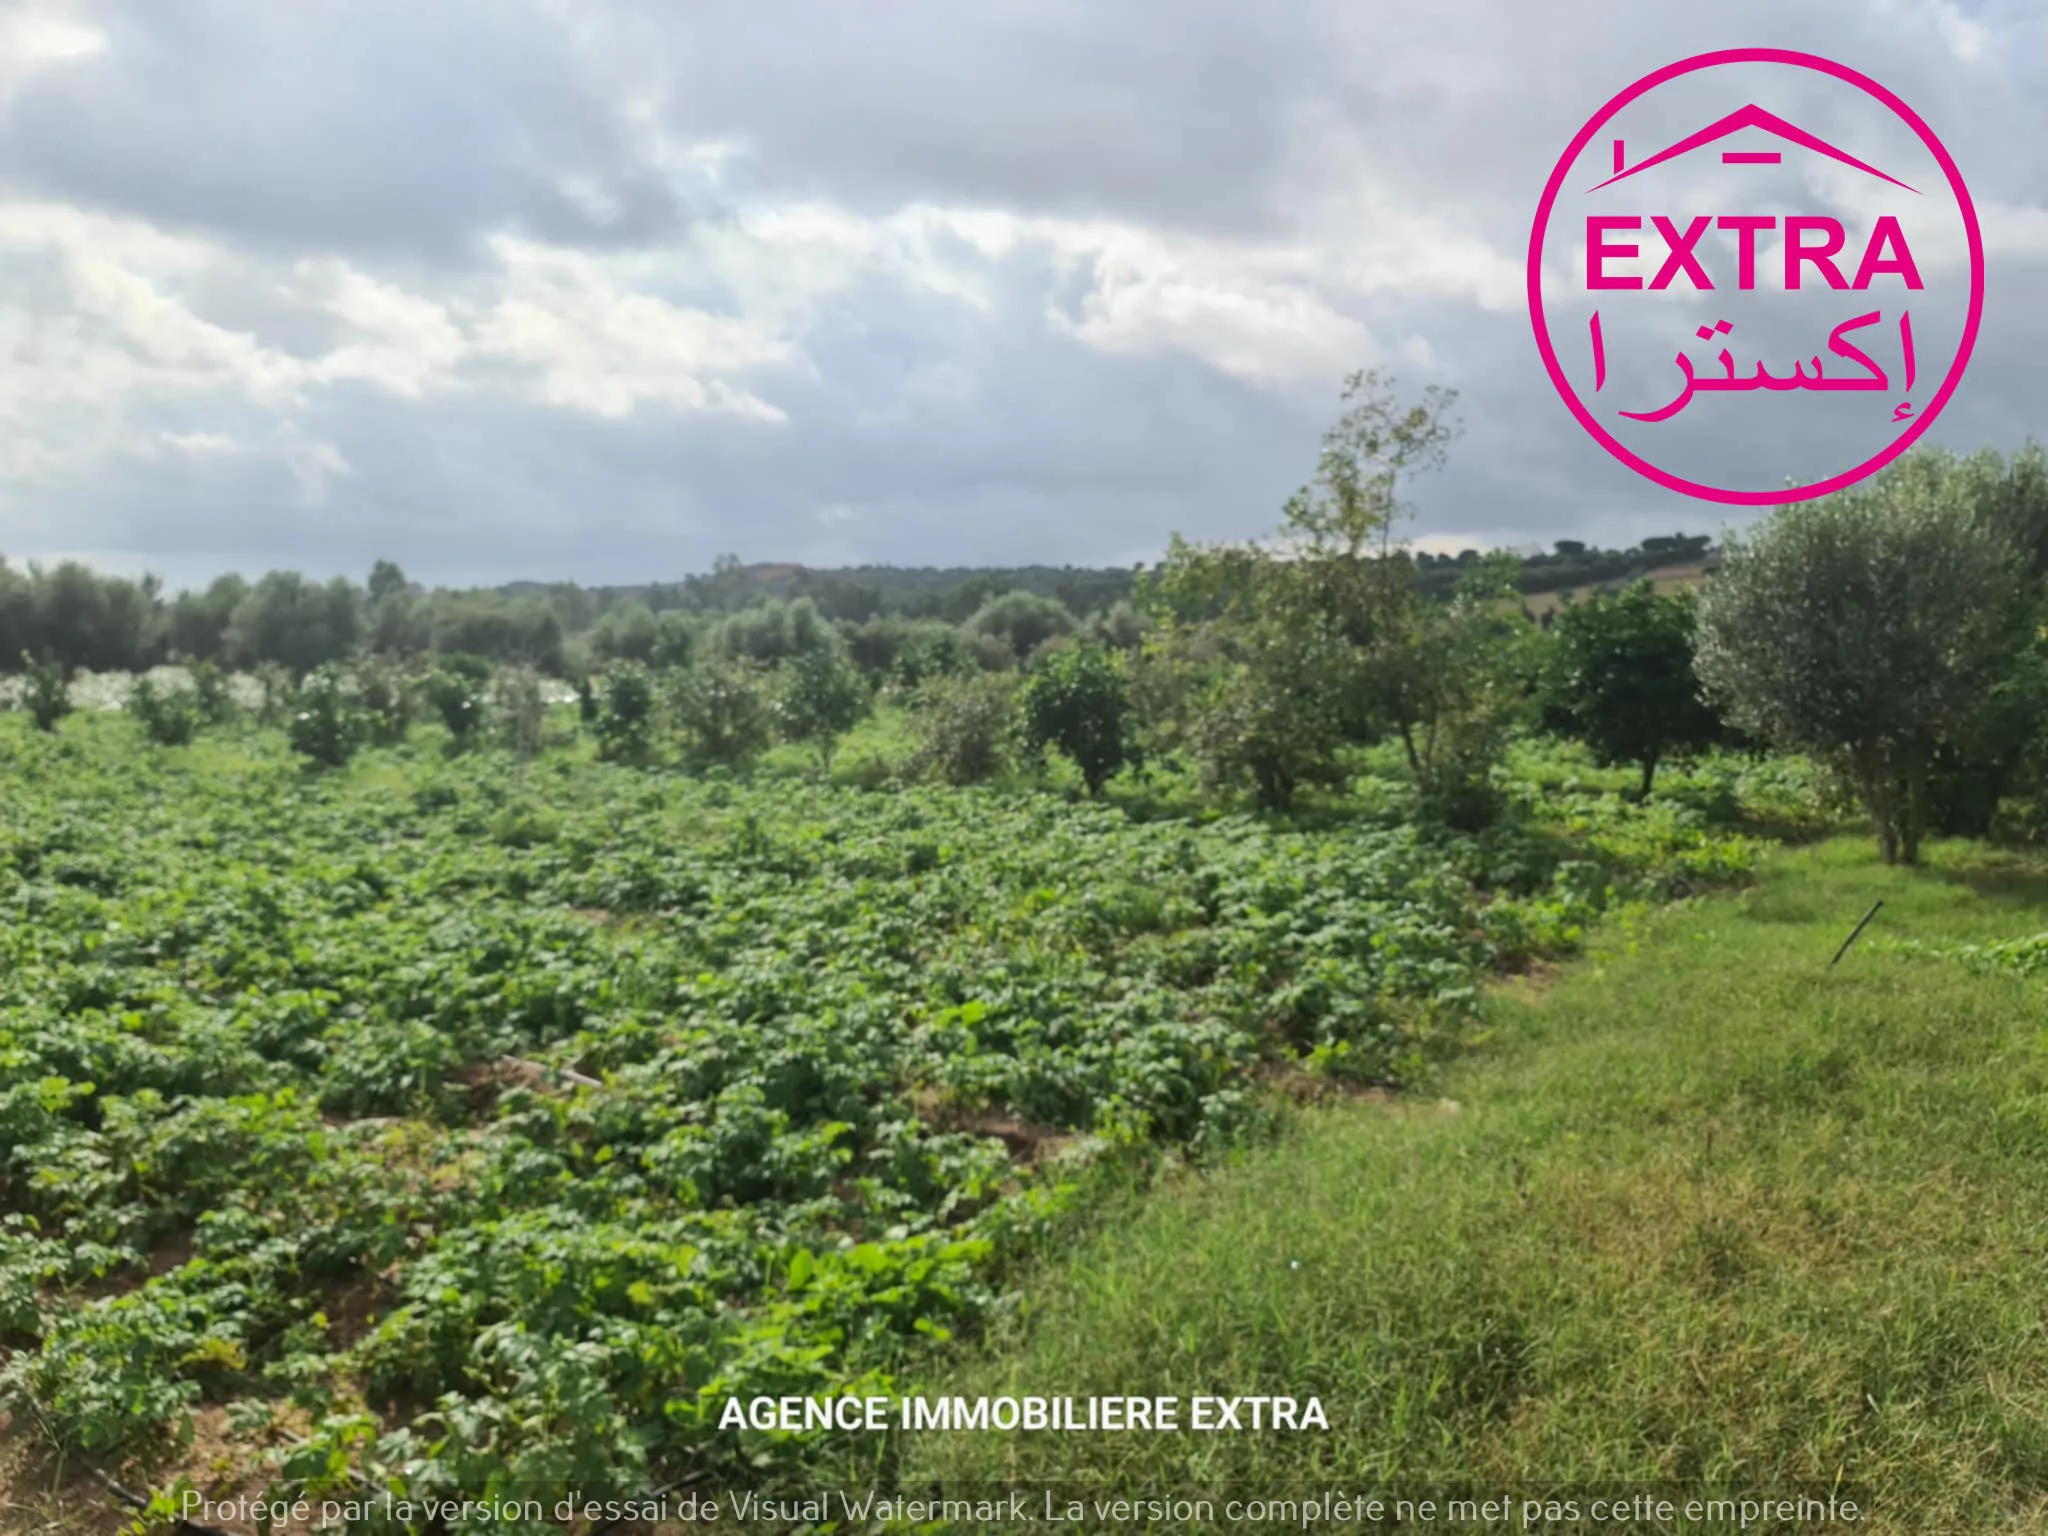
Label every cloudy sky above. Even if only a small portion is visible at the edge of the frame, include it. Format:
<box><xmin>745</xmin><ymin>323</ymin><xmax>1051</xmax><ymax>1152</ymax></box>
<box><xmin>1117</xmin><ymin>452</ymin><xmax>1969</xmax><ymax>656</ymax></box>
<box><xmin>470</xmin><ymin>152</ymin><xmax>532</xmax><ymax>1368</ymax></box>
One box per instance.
<box><xmin>0</xmin><ymin>0</ymin><xmax>2042</xmax><ymax>589</ymax></box>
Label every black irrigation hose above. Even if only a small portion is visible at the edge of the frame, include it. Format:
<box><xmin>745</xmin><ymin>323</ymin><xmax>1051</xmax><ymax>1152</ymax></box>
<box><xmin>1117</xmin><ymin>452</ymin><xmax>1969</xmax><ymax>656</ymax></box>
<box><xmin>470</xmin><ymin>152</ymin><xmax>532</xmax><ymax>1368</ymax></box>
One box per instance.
<box><xmin>1829</xmin><ymin>899</ymin><xmax>1885</xmax><ymax>967</ymax></box>
<box><xmin>6</xmin><ymin>1399</ymin><xmax>232</xmax><ymax>1536</ymax></box>
<box><xmin>84</xmin><ymin>1459</ymin><xmax>236</xmax><ymax>1536</ymax></box>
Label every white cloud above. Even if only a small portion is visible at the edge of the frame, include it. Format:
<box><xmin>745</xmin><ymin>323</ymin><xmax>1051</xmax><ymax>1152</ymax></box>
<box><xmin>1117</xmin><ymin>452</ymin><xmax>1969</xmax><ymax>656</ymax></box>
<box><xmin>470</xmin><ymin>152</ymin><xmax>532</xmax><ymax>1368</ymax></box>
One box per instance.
<box><xmin>472</xmin><ymin>236</ymin><xmax>800</xmax><ymax>420</ymax></box>
<box><xmin>299</xmin><ymin>263</ymin><xmax>467</xmax><ymax>398</ymax></box>
<box><xmin>1930</xmin><ymin>1</ymin><xmax>1988</xmax><ymax>61</ymax></box>
<box><xmin>278</xmin><ymin>429</ymin><xmax>350</xmax><ymax>504</ymax></box>
<box><xmin>157</xmin><ymin>431</ymin><xmax>241</xmax><ymax>456</ymax></box>
<box><xmin>0</xmin><ymin>3</ymin><xmax>106</xmax><ymax>105</ymax></box>
<box><xmin>1044</xmin><ymin>224</ymin><xmax>1373</xmax><ymax>388</ymax></box>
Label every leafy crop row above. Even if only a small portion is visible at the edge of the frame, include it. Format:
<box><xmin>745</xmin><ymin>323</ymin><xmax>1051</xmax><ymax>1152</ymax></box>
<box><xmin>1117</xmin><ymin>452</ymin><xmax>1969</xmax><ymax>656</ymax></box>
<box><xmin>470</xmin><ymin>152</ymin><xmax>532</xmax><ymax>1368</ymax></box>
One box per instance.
<box><xmin>0</xmin><ymin>717</ymin><xmax>1768</xmax><ymax>1518</ymax></box>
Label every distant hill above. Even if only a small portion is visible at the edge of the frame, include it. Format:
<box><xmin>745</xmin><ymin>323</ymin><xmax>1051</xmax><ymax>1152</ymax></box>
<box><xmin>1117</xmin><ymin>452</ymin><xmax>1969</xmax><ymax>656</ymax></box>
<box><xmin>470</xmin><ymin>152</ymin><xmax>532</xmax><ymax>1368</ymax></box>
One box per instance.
<box><xmin>1415</xmin><ymin>533</ymin><xmax>1716</xmax><ymax>601</ymax></box>
<box><xmin>1518</xmin><ymin>560</ymin><xmax>1712</xmax><ymax>624</ymax></box>
<box><xmin>500</xmin><ymin>561</ymin><xmax>1146</xmax><ymax>628</ymax></box>
<box><xmin>496</xmin><ymin>536</ymin><xmax>1717</xmax><ymax>632</ymax></box>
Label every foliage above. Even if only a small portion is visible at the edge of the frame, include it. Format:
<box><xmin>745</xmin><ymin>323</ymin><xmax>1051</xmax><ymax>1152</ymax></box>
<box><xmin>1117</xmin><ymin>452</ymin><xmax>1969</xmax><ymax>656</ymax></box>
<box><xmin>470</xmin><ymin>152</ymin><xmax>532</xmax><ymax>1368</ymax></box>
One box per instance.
<box><xmin>0</xmin><ymin>703</ymin><xmax>1768</xmax><ymax>1504</ymax></box>
<box><xmin>1541</xmin><ymin>581</ymin><xmax>1722</xmax><ymax>797</ymax></box>
<box><xmin>127</xmin><ymin>675</ymin><xmax>201</xmax><ymax>747</ymax></box>
<box><xmin>714</xmin><ymin>597</ymin><xmax>836</xmax><ymax>666</ymax></box>
<box><xmin>1908</xmin><ymin>443</ymin><xmax>2048</xmax><ymax>838</ymax></box>
<box><xmin>1021</xmin><ymin>644</ymin><xmax>1130</xmax><ymax>794</ymax></box>
<box><xmin>423</xmin><ymin>666</ymin><xmax>486</xmax><ymax>745</ymax></box>
<box><xmin>354</xmin><ymin>658</ymin><xmax>416</xmax><ymax>746</ymax></box>
<box><xmin>0</xmin><ymin>556</ymin><xmax>1146</xmax><ymax>690</ymax></box>
<box><xmin>964</xmin><ymin>590</ymin><xmax>1076</xmax><ymax>664</ymax></box>
<box><xmin>1086</xmin><ymin>599</ymin><xmax>1145</xmax><ymax>653</ymax></box>
<box><xmin>285</xmin><ymin>666</ymin><xmax>364</xmax><ymax>768</ymax></box>
<box><xmin>650</xmin><ymin>610</ymin><xmax>699</xmax><ymax>670</ymax></box>
<box><xmin>1925</xmin><ymin>630</ymin><xmax>2048</xmax><ymax>839</ymax></box>
<box><xmin>422</xmin><ymin>592</ymin><xmax>565</xmax><ymax>674</ymax></box>
<box><xmin>1696</xmin><ymin>450</ymin><xmax>2035</xmax><ymax>864</ymax></box>
<box><xmin>186</xmin><ymin>661</ymin><xmax>236</xmax><ymax>726</ymax></box>
<box><xmin>0</xmin><ymin>561</ymin><xmax>162</xmax><ymax>676</ymax></box>
<box><xmin>1142</xmin><ymin>541</ymin><xmax>1349</xmax><ymax>812</ymax></box>
<box><xmin>20</xmin><ymin>654</ymin><xmax>72</xmax><ymax>733</ymax></box>
<box><xmin>1359</xmin><ymin>554</ymin><xmax>1530</xmax><ymax>828</ymax></box>
<box><xmin>589</xmin><ymin>602</ymin><xmax>659</xmax><ymax>664</ymax></box>
<box><xmin>497</xmin><ymin>666</ymin><xmax>548</xmax><ymax>761</ymax></box>
<box><xmin>165</xmin><ymin>575</ymin><xmax>249</xmax><ymax>668</ymax></box>
<box><xmin>842</xmin><ymin>616</ymin><xmax>982</xmax><ymax>691</ymax></box>
<box><xmin>909</xmin><ymin>673</ymin><xmax>1019</xmax><ymax>786</ymax></box>
<box><xmin>773</xmin><ymin>650</ymin><xmax>870</xmax><ymax>772</ymax></box>
<box><xmin>1139</xmin><ymin>373</ymin><xmax>1503</xmax><ymax>817</ymax></box>
<box><xmin>227</xmin><ymin>572</ymin><xmax>362</xmax><ymax>676</ymax></box>
<box><xmin>1283</xmin><ymin>366</ymin><xmax>1462</xmax><ymax>558</ymax></box>
<box><xmin>593</xmin><ymin>663</ymin><xmax>656</xmax><ymax>763</ymax></box>
<box><xmin>1959</xmin><ymin>438</ymin><xmax>2048</xmax><ymax>580</ymax></box>
<box><xmin>669</xmin><ymin>662</ymin><xmax>775</xmax><ymax>767</ymax></box>
<box><xmin>253</xmin><ymin>664</ymin><xmax>292</xmax><ymax>727</ymax></box>
<box><xmin>1891</xmin><ymin>929</ymin><xmax>2048</xmax><ymax>979</ymax></box>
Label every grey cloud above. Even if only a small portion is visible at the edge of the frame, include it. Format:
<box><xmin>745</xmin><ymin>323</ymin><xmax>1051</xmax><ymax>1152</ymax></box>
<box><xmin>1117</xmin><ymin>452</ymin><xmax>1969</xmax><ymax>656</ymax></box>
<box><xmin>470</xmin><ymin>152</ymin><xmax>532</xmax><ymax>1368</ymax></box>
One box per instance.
<box><xmin>1</xmin><ymin>244</ymin><xmax>1317</xmax><ymax>588</ymax></box>
<box><xmin>626</xmin><ymin>0</ymin><xmax>1330</xmax><ymax>238</ymax></box>
<box><xmin>0</xmin><ymin>0</ymin><xmax>2042</xmax><ymax>586</ymax></box>
<box><xmin>0</xmin><ymin>0</ymin><xmax>693</xmax><ymax>264</ymax></box>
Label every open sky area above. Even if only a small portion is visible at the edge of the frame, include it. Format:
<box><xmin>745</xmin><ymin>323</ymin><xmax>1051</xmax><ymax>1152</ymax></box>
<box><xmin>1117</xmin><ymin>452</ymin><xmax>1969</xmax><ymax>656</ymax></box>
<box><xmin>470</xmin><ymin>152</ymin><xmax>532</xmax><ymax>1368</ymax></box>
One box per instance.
<box><xmin>0</xmin><ymin>0</ymin><xmax>2041</xmax><ymax>586</ymax></box>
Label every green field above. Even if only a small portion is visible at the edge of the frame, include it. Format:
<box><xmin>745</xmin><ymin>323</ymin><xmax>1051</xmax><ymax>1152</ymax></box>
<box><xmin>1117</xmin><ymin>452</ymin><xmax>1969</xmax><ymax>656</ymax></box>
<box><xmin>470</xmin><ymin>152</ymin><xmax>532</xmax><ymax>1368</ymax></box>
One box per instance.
<box><xmin>909</xmin><ymin>839</ymin><xmax>2048</xmax><ymax>1534</ymax></box>
<box><xmin>12</xmin><ymin>702</ymin><xmax>2048</xmax><ymax>1533</ymax></box>
<box><xmin>0</xmin><ymin>709</ymin><xmax>1799</xmax><ymax>1529</ymax></box>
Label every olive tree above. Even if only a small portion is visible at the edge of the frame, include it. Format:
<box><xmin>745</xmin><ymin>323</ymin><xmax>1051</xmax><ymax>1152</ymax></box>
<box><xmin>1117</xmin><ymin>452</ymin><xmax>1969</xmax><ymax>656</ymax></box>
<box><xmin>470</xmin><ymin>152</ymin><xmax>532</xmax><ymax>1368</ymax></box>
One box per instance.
<box><xmin>964</xmin><ymin>590</ymin><xmax>1076</xmax><ymax>664</ymax></box>
<box><xmin>1695</xmin><ymin>452</ymin><xmax>2033</xmax><ymax>864</ymax></box>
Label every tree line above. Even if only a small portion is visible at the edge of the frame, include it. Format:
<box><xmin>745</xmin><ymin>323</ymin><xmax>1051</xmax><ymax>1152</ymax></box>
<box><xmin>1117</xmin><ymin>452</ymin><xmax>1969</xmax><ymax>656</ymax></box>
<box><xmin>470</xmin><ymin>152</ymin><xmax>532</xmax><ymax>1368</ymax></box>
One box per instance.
<box><xmin>0</xmin><ymin>537</ymin><xmax>1711</xmax><ymax>684</ymax></box>
<box><xmin>10</xmin><ymin>372</ymin><xmax>2043</xmax><ymax>867</ymax></box>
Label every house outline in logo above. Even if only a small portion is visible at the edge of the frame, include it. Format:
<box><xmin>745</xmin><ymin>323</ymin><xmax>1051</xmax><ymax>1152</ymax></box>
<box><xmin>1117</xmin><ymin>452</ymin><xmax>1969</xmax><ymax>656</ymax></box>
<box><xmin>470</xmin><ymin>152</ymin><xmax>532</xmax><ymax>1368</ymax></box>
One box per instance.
<box><xmin>1587</xmin><ymin>102</ymin><xmax>1919</xmax><ymax>196</ymax></box>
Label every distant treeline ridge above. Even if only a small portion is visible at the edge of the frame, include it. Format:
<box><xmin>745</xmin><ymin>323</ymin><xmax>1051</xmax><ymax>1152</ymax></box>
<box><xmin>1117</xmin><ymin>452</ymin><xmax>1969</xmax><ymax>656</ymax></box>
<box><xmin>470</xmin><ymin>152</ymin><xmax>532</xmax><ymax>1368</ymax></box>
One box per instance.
<box><xmin>0</xmin><ymin>535</ymin><xmax>1715</xmax><ymax>678</ymax></box>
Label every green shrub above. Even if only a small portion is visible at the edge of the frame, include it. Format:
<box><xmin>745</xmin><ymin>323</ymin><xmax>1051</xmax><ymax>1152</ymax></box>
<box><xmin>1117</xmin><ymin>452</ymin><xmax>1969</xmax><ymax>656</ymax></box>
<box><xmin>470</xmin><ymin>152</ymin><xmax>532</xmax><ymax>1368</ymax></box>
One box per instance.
<box><xmin>128</xmin><ymin>675</ymin><xmax>200</xmax><ymax>746</ymax></box>
<box><xmin>356</xmin><ymin>658</ymin><xmax>416</xmax><ymax>746</ymax></box>
<box><xmin>497</xmin><ymin>666</ymin><xmax>548</xmax><ymax>760</ymax></box>
<box><xmin>713</xmin><ymin>597</ymin><xmax>834</xmax><ymax>665</ymax></box>
<box><xmin>773</xmin><ymin>651</ymin><xmax>869</xmax><ymax>771</ymax></box>
<box><xmin>910</xmin><ymin>673</ymin><xmax>1017</xmax><ymax>785</ymax></box>
<box><xmin>21</xmin><ymin>655</ymin><xmax>71</xmax><ymax>733</ymax></box>
<box><xmin>965</xmin><ymin>589</ymin><xmax>1075</xmax><ymax>663</ymax></box>
<box><xmin>1540</xmin><ymin>581</ymin><xmax>1722</xmax><ymax>797</ymax></box>
<box><xmin>594</xmin><ymin>663</ymin><xmax>657</xmax><ymax>762</ymax></box>
<box><xmin>187</xmin><ymin>660</ymin><xmax>237</xmax><ymax>725</ymax></box>
<box><xmin>671</xmin><ymin>662</ymin><xmax>773</xmax><ymax>766</ymax></box>
<box><xmin>253</xmin><ymin>663</ymin><xmax>292</xmax><ymax>726</ymax></box>
<box><xmin>843</xmin><ymin>616</ymin><xmax>980</xmax><ymax>690</ymax></box>
<box><xmin>1021</xmin><ymin>643</ymin><xmax>1129</xmax><ymax>794</ymax></box>
<box><xmin>286</xmin><ymin>666</ymin><xmax>363</xmax><ymax>768</ymax></box>
<box><xmin>424</xmin><ymin>668</ymin><xmax>485</xmax><ymax>745</ymax></box>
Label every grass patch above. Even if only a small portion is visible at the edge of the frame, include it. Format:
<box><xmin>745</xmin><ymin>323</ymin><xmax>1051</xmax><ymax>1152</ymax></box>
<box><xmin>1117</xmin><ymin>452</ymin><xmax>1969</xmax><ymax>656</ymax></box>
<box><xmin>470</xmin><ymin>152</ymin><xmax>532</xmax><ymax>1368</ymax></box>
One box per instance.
<box><xmin>904</xmin><ymin>837</ymin><xmax>2048</xmax><ymax>1533</ymax></box>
